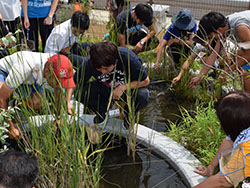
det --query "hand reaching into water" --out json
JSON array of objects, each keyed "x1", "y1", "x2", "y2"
[{"x1": 194, "y1": 165, "x2": 215, "y2": 177}]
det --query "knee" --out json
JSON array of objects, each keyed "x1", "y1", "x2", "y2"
[{"x1": 136, "y1": 88, "x2": 150, "y2": 107}]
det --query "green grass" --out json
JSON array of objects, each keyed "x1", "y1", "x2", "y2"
[{"x1": 165, "y1": 100, "x2": 225, "y2": 166}]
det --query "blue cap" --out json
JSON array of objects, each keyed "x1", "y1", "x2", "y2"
[{"x1": 171, "y1": 8, "x2": 196, "y2": 30}]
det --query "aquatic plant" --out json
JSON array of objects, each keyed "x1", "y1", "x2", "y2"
[{"x1": 166, "y1": 100, "x2": 225, "y2": 166}]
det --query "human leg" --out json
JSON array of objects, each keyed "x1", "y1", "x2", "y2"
[
  {"x1": 123, "y1": 87, "x2": 149, "y2": 128},
  {"x1": 77, "y1": 80, "x2": 111, "y2": 120},
  {"x1": 4, "y1": 18, "x2": 20, "y2": 34},
  {"x1": 21, "y1": 17, "x2": 39, "y2": 52},
  {"x1": 39, "y1": 17, "x2": 54, "y2": 52}
]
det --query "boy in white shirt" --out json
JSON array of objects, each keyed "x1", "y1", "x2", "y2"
[
  {"x1": 45, "y1": 11, "x2": 93, "y2": 68},
  {"x1": 0, "y1": 51, "x2": 75, "y2": 138}
]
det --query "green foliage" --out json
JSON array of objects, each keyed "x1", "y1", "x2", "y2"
[
  {"x1": 0, "y1": 107, "x2": 16, "y2": 145},
  {"x1": 16, "y1": 92, "x2": 105, "y2": 188},
  {"x1": 166, "y1": 100, "x2": 225, "y2": 166}
]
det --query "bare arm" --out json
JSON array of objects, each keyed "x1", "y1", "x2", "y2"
[
  {"x1": 133, "y1": 24, "x2": 157, "y2": 54},
  {"x1": 43, "y1": 0, "x2": 58, "y2": 25},
  {"x1": 0, "y1": 82, "x2": 20, "y2": 139},
  {"x1": 193, "y1": 172, "x2": 232, "y2": 188},
  {"x1": 230, "y1": 25, "x2": 250, "y2": 70},
  {"x1": 172, "y1": 53, "x2": 197, "y2": 84},
  {"x1": 194, "y1": 138, "x2": 233, "y2": 177},
  {"x1": 66, "y1": 88, "x2": 74, "y2": 114},
  {"x1": 141, "y1": 24, "x2": 157, "y2": 44},
  {"x1": 22, "y1": 0, "x2": 30, "y2": 29},
  {"x1": 189, "y1": 40, "x2": 221, "y2": 88},
  {"x1": 119, "y1": 33, "x2": 126, "y2": 47},
  {"x1": 154, "y1": 39, "x2": 168, "y2": 70},
  {"x1": 113, "y1": 76, "x2": 150, "y2": 100}
]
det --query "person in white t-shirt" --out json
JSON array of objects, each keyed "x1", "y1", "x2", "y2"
[
  {"x1": 0, "y1": 0, "x2": 21, "y2": 33},
  {"x1": 45, "y1": 11, "x2": 93, "y2": 68},
  {"x1": 0, "y1": 51, "x2": 75, "y2": 139}
]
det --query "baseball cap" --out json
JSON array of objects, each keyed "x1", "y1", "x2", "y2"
[
  {"x1": 171, "y1": 8, "x2": 196, "y2": 30},
  {"x1": 46, "y1": 54, "x2": 75, "y2": 89}
]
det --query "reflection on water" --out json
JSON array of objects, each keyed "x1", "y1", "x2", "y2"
[
  {"x1": 100, "y1": 84, "x2": 193, "y2": 188},
  {"x1": 139, "y1": 83, "x2": 194, "y2": 132},
  {"x1": 100, "y1": 143, "x2": 188, "y2": 188}
]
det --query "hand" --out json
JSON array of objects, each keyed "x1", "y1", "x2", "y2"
[
  {"x1": 113, "y1": 85, "x2": 126, "y2": 100},
  {"x1": 194, "y1": 165, "x2": 215, "y2": 177},
  {"x1": 8, "y1": 121, "x2": 21, "y2": 140},
  {"x1": 154, "y1": 62, "x2": 160, "y2": 70},
  {"x1": 43, "y1": 16, "x2": 53, "y2": 25},
  {"x1": 105, "y1": 4, "x2": 109, "y2": 10},
  {"x1": 67, "y1": 102, "x2": 74, "y2": 115},
  {"x1": 189, "y1": 75, "x2": 202, "y2": 88},
  {"x1": 133, "y1": 42, "x2": 144, "y2": 54},
  {"x1": 7, "y1": 40, "x2": 15, "y2": 48},
  {"x1": 24, "y1": 17, "x2": 30, "y2": 29},
  {"x1": 218, "y1": 73, "x2": 227, "y2": 84},
  {"x1": 172, "y1": 75, "x2": 181, "y2": 85}
]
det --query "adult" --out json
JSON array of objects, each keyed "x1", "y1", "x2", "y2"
[
  {"x1": 0, "y1": 51, "x2": 75, "y2": 138},
  {"x1": 45, "y1": 11, "x2": 92, "y2": 68},
  {"x1": 74, "y1": 41, "x2": 150, "y2": 127},
  {"x1": 154, "y1": 8, "x2": 197, "y2": 70},
  {"x1": 0, "y1": 150, "x2": 39, "y2": 188},
  {"x1": 0, "y1": 0, "x2": 21, "y2": 33},
  {"x1": 113, "y1": 3, "x2": 159, "y2": 55},
  {"x1": 193, "y1": 91, "x2": 250, "y2": 188},
  {"x1": 21, "y1": 0, "x2": 59, "y2": 52},
  {"x1": 189, "y1": 11, "x2": 250, "y2": 93}
]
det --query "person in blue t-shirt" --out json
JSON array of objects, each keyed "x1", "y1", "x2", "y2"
[
  {"x1": 73, "y1": 41, "x2": 150, "y2": 127},
  {"x1": 113, "y1": 3, "x2": 159, "y2": 55},
  {"x1": 154, "y1": 8, "x2": 197, "y2": 70},
  {"x1": 21, "y1": 0, "x2": 58, "y2": 52}
]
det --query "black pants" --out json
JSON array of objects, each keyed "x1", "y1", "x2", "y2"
[
  {"x1": 0, "y1": 48, "x2": 8, "y2": 59},
  {"x1": 66, "y1": 42, "x2": 94, "y2": 68},
  {"x1": 76, "y1": 80, "x2": 150, "y2": 118},
  {"x1": 21, "y1": 17, "x2": 54, "y2": 52},
  {"x1": 4, "y1": 17, "x2": 21, "y2": 34}
]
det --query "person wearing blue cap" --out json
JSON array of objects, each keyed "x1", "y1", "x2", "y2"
[{"x1": 154, "y1": 8, "x2": 197, "y2": 70}]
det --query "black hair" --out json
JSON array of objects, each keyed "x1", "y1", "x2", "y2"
[
  {"x1": 0, "y1": 150, "x2": 39, "y2": 188},
  {"x1": 199, "y1": 12, "x2": 228, "y2": 36},
  {"x1": 89, "y1": 41, "x2": 119, "y2": 69},
  {"x1": 134, "y1": 3, "x2": 153, "y2": 24},
  {"x1": 215, "y1": 91, "x2": 250, "y2": 141},
  {"x1": 71, "y1": 11, "x2": 90, "y2": 30}
]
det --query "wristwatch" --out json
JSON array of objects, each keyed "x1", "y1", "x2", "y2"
[{"x1": 140, "y1": 40, "x2": 145, "y2": 45}]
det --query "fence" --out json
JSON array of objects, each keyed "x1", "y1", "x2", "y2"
[{"x1": 94, "y1": 0, "x2": 250, "y2": 19}]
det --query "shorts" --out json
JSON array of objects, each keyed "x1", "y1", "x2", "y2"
[
  {"x1": 0, "y1": 70, "x2": 44, "y2": 98},
  {"x1": 241, "y1": 64, "x2": 250, "y2": 72}
]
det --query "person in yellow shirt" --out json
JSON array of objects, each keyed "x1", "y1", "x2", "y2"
[{"x1": 193, "y1": 91, "x2": 250, "y2": 188}]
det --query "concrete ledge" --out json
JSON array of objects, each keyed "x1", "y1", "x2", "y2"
[{"x1": 22, "y1": 111, "x2": 206, "y2": 187}]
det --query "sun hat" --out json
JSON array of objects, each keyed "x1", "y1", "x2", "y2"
[
  {"x1": 171, "y1": 8, "x2": 196, "y2": 30},
  {"x1": 46, "y1": 54, "x2": 75, "y2": 89}
]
